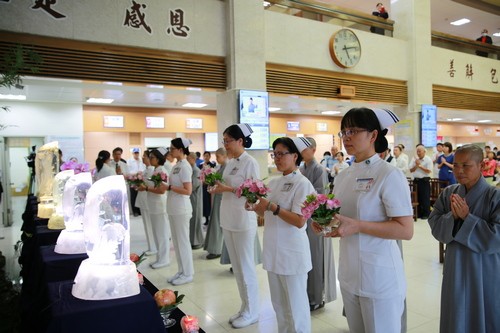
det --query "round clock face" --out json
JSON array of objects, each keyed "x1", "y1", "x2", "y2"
[{"x1": 329, "y1": 29, "x2": 361, "y2": 68}]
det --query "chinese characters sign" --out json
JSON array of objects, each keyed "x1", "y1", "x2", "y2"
[{"x1": 447, "y1": 59, "x2": 497, "y2": 84}]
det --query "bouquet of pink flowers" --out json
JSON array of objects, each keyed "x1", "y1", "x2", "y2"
[
  {"x1": 125, "y1": 171, "x2": 145, "y2": 188},
  {"x1": 149, "y1": 171, "x2": 168, "y2": 188},
  {"x1": 60, "y1": 160, "x2": 90, "y2": 174},
  {"x1": 235, "y1": 178, "x2": 270, "y2": 204},
  {"x1": 301, "y1": 193, "x2": 341, "y2": 231},
  {"x1": 199, "y1": 167, "x2": 223, "y2": 186}
]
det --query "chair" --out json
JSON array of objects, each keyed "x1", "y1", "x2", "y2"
[
  {"x1": 429, "y1": 178, "x2": 449, "y2": 263},
  {"x1": 407, "y1": 178, "x2": 418, "y2": 222}
]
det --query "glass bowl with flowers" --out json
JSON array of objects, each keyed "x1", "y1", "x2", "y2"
[
  {"x1": 154, "y1": 288, "x2": 185, "y2": 328},
  {"x1": 301, "y1": 193, "x2": 341, "y2": 235}
]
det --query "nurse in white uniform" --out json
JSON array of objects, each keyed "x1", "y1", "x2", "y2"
[
  {"x1": 248, "y1": 137, "x2": 315, "y2": 333},
  {"x1": 211, "y1": 123, "x2": 260, "y2": 329},
  {"x1": 313, "y1": 108, "x2": 414, "y2": 333},
  {"x1": 137, "y1": 148, "x2": 170, "y2": 268},
  {"x1": 166, "y1": 138, "x2": 194, "y2": 286}
]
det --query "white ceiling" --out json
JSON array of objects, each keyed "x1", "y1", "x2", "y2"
[{"x1": 1, "y1": 0, "x2": 499, "y2": 125}]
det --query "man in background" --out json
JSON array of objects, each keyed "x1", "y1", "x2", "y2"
[
  {"x1": 475, "y1": 29, "x2": 492, "y2": 57},
  {"x1": 409, "y1": 144, "x2": 433, "y2": 219},
  {"x1": 127, "y1": 148, "x2": 145, "y2": 216}
]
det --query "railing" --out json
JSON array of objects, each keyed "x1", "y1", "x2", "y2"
[
  {"x1": 266, "y1": 0, "x2": 394, "y2": 36},
  {"x1": 265, "y1": 0, "x2": 500, "y2": 59},
  {"x1": 432, "y1": 31, "x2": 500, "y2": 60}
]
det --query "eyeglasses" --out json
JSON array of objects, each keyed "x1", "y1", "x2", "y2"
[
  {"x1": 222, "y1": 139, "x2": 236, "y2": 145},
  {"x1": 271, "y1": 151, "x2": 291, "y2": 159},
  {"x1": 338, "y1": 128, "x2": 369, "y2": 138}
]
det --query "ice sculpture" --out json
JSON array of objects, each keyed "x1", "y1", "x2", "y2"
[
  {"x1": 72, "y1": 175, "x2": 140, "y2": 300},
  {"x1": 35, "y1": 141, "x2": 59, "y2": 218},
  {"x1": 48, "y1": 170, "x2": 74, "y2": 229},
  {"x1": 54, "y1": 172, "x2": 92, "y2": 254}
]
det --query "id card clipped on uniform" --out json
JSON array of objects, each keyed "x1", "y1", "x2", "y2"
[{"x1": 355, "y1": 178, "x2": 374, "y2": 192}]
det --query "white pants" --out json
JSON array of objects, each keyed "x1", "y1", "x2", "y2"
[
  {"x1": 268, "y1": 272, "x2": 311, "y2": 333},
  {"x1": 149, "y1": 212, "x2": 170, "y2": 265},
  {"x1": 341, "y1": 288, "x2": 404, "y2": 333},
  {"x1": 141, "y1": 208, "x2": 157, "y2": 253},
  {"x1": 169, "y1": 214, "x2": 194, "y2": 277},
  {"x1": 222, "y1": 227, "x2": 259, "y2": 320}
]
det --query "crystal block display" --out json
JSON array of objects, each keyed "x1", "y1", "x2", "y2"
[
  {"x1": 48, "y1": 170, "x2": 74, "y2": 229},
  {"x1": 36, "y1": 141, "x2": 59, "y2": 218},
  {"x1": 54, "y1": 172, "x2": 92, "y2": 254},
  {"x1": 72, "y1": 175, "x2": 139, "y2": 300}
]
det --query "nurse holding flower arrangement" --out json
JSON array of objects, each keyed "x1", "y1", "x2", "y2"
[
  {"x1": 246, "y1": 137, "x2": 315, "y2": 333},
  {"x1": 312, "y1": 108, "x2": 413, "y2": 333}
]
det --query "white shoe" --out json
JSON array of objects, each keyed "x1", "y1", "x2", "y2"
[
  {"x1": 231, "y1": 315, "x2": 258, "y2": 329},
  {"x1": 145, "y1": 250, "x2": 157, "y2": 256},
  {"x1": 228, "y1": 312, "x2": 241, "y2": 324},
  {"x1": 150, "y1": 262, "x2": 169, "y2": 269},
  {"x1": 171, "y1": 274, "x2": 193, "y2": 286},
  {"x1": 167, "y1": 272, "x2": 182, "y2": 283}
]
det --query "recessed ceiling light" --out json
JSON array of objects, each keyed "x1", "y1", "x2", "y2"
[
  {"x1": 450, "y1": 18, "x2": 470, "y2": 26},
  {"x1": 147, "y1": 84, "x2": 164, "y2": 89},
  {"x1": 269, "y1": 107, "x2": 281, "y2": 112},
  {"x1": 182, "y1": 103, "x2": 207, "y2": 108},
  {"x1": 86, "y1": 98, "x2": 114, "y2": 104},
  {"x1": 186, "y1": 87, "x2": 202, "y2": 91},
  {"x1": 321, "y1": 111, "x2": 341, "y2": 115},
  {"x1": 103, "y1": 81, "x2": 122, "y2": 86},
  {"x1": 477, "y1": 119, "x2": 491, "y2": 123},
  {"x1": 0, "y1": 94, "x2": 26, "y2": 100},
  {"x1": 446, "y1": 118, "x2": 463, "y2": 121}
]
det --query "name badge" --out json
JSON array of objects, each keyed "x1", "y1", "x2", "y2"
[
  {"x1": 230, "y1": 167, "x2": 239, "y2": 175},
  {"x1": 172, "y1": 167, "x2": 180, "y2": 175},
  {"x1": 355, "y1": 178, "x2": 374, "y2": 192},
  {"x1": 281, "y1": 182, "x2": 293, "y2": 192}
]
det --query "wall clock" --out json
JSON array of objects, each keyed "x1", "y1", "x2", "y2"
[{"x1": 329, "y1": 29, "x2": 361, "y2": 68}]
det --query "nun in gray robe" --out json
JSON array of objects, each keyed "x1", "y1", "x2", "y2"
[
  {"x1": 428, "y1": 176, "x2": 500, "y2": 333},
  {"x1": 204, "y1": 164, "x2": 226, "y2": 257},
  {"x1": 299, "y1": 155, "x2": 337, "y2": 309},
  {"x1": 189, "y1": 159, "x2": 204, "y2": 248}
]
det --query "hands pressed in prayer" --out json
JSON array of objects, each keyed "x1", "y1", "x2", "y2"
[{"x1": 450, "y1": 193, "x2": 469, "y2": 220}]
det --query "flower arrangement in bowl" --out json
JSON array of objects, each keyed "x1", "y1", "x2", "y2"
[
  {"x1": 125, "y1": 171, "x2": 145, "y2": 189},
  {"x1": 301, "y1": 193, "x2": 341, "y2": 234},
  {"x1": 199, "y1": 167, "x2": 223, "y2": 187},
  {"x1": 130, "y1": 252, "x2": 146, "y2": 267},
  {"x1": 154, "y1": 289, "x2": 185, "y2": 328},
  {"x1": 235, "y1": 178, "x2": 270, "y2": 204},
  {"x1": 149, "y1": 171, "x2": 168, "y2": 188}
]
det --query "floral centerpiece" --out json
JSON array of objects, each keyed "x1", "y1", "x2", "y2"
[
  {"x1": 60, "y1": 160, "x2": 90, "y2": 174},
  {"x1": 199, "y1": 167, "x2": 223, "y2": 186},
  {"x1": 130, "y1": 252, "x2": 146, "y2": 267},
  {"x1": 154, "y1": 289, "x2": 185, "y2": 328},
  {"x1": 301, "y1": 193, "x2": 341, "y2": 234},
  {"x1": 149, "y1": 171, "x2": 168, "y2": 188},
  {"x1": 125, "y1": 171, "x2": 145, "y2": 189},
  {"x1": 235, "y1": 178, "x2": 270, "y2": 204}
]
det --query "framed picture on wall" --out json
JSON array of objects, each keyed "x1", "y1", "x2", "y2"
[
  {"x1": 316, "y1": 122, "x2": 328, "y2": 132},
  {"x1": 287, "y1": 121, "x2": 300, "y2": 131},
  {"x1": 146, "y1": 116, "x2": 165, "y2": 129},
  {"x1": 103, "y1": 115, "x2": 124, "y2": 128},
  {"x1": 186, "y1": 118, "x2": 203, "y2": 129}
]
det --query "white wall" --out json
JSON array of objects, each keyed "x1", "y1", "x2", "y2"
[{"x1": 0, "y1": 101, "x2": 83, "y2": 137}]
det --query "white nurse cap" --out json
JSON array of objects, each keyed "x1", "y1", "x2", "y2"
[
  {"x1": 237, "y1": 123, "x2": 253, "y2": 137},
  {"x1": 291, "y1": 137, "x2": 312, "y2": 153},
  {"x1": 373, "y1": 108, "x2": 399, "y2": 130}
]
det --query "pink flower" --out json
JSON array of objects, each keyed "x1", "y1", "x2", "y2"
[
  {"x1": 301, "y1": 192, "x2": 341, "y2": 222},
  {"x1": 236, "y1": 178, "x2": 270, "y2": 204}
]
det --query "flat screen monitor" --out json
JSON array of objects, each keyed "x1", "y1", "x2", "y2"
[
  {"x1": 238, "y1": 90, "x2": 270, "y2": 150},
  {"x1": 421, "y1": 104, "x2": 437, "y2": 147},
  {"x1": 145, "y1": 116, "x2": 164, "y2": 129},
  {"x1": 205, "y1": 132, "x2": 218, "y2": 152}
]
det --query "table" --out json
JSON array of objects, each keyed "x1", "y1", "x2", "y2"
[
  {"x1": 43, "y1": 280, "x2": 165, "y2": 333},
  {"x1": 36, "y1": 225, "x2": 62, "y2": 247},
  {"x1": 39, "y1": 245, "x2": 88, "y2": 283}
]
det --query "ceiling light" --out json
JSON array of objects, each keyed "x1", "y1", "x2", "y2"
[
  {"x1": 186, "y1": 87, "x2": 202, "y2": 91},
  {"x1": 269, "y1": 107, "x2": 281, "y2": 112},
  {"x1": 446, "y1": 118, "x2": 463, "y2": 121},
  {"x1": 450, "y1": 18, "x2": 470, "y2": 26},
  {"x1": 103, "y1": 81, "x2": 122, "y2": 86},
  {"x1": 86, "y1": 98, "x2": 114, "y2": 104},
  {"x1": 321, "y1": 111, "x2": 341, "y2": 115},
  {"x1": 493, "y1": 32, "x2": 500, "y2": 37},
  {"x1": 0, "y1": 94, "x2": 26, "y2": 100},
  {"x1": 477, "y1": 119, "x2": 491, "y2": 123},
  {"x1": 147, "y1": 84, "x2": 164, "y2": 89},
  {"x1": 182, "y1": 103, "x2": 207, "y2": 108}
]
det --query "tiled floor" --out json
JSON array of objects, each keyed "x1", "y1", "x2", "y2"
[{"x1": 1, "y1": 196, "x2": 442, "y2": 332}]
